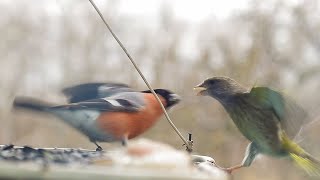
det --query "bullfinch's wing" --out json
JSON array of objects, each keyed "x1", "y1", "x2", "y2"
[
  {"x1": 62, "y1": 83, "x2": 134, "y2": 103},
  {"x1": 51, "y1": 98, "x2": 141, "y2": 112},
  {"x1": 248, "y1": 86, "x2": 308, "y2": 139},
  {"x1": 55, "y1": 90, "x2": 146, "y2": 112}
]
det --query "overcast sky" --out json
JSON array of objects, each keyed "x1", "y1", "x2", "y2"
[
  {"x1": 42, "y1": 0, "x2": 251, "y2": 22},
  {"x1": 115, "y1": 0, "x2": 249, "y2": 22}
]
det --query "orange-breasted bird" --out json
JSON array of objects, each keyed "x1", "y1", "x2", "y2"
[
  {"x1": 194, "y1": 76, "x2": 320, "y2": 176},
  {"x1": 13, "y1": 83, "x2": 180, "y2": 151}
]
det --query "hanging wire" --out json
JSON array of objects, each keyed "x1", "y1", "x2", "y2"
[{"x1": 88, "y1": 0, "x2": 193, "y2": 152}]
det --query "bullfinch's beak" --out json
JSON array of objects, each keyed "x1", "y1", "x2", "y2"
[{"x1": 170, "y1": 94, "x2": 181, "y2": 103}]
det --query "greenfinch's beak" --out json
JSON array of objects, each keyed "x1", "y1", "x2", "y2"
[{"x1": 193, "y1": 84, "x2": 207, "y2": 96}]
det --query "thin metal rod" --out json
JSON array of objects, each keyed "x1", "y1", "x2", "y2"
[{"x1": 88, "y1": 0, "x2": 191, "y2": 151}]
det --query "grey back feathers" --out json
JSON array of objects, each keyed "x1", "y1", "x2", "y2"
[
  {"x1": 62, "y1": 83, "x2": 134, "y2": 103},
  {"x1": 52, "y1": 97, "x2": 143, "y2": 112},
  {"x1": 62, "y1": 83, "x2": 145, "y2": 111}
]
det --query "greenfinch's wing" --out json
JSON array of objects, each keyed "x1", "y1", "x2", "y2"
[{"x1": 248, "y1": 87, "x2": 308, "y2": 139}]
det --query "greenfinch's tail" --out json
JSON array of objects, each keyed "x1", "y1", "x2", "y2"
[
  {"x1": 290, "y1": 153, "x2": 320, "y2": 176},
  {"x1": 280, "y1": 130, "x2": 320, "y2": 176}
]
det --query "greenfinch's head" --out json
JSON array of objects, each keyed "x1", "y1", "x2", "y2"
[{"x1": 194, "y1": 77, "x2": 247, "y2": 99}]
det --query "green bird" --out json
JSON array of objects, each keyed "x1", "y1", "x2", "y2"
[{"x1": 194, "y1": 76, "x2": 320, "y2": 176}]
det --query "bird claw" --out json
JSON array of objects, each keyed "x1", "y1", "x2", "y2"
[
  {"x1": 219, "y1": 165, "x2": 243, "y2": 174},
  {"x1": 222, "y1": 168, "x2": 233, "y2": 174}
]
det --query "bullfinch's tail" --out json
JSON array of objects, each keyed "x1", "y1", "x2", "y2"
[{"x1": 13, "y1": 97, "x2": 54, "y2": 112}]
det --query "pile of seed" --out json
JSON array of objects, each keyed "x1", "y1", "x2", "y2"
[{"x1": 0, "y1": 145, "x2": 103, "y2": 165}]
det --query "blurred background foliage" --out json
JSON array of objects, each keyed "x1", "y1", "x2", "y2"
[{"x1": 1, "y1": 0, "x2": 320, "y2": 179}]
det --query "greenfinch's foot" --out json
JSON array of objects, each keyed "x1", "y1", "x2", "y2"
[{"x1": 221, "y1": 164, "x2": 243, "y2": 174}]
